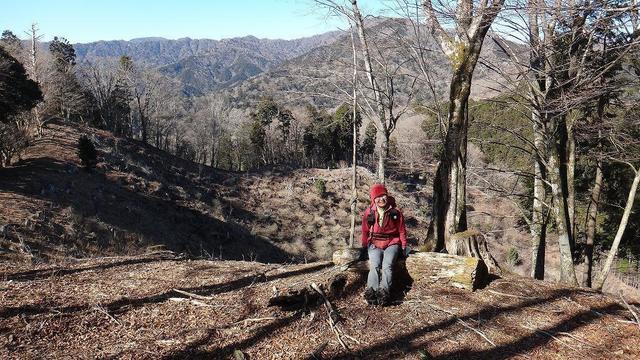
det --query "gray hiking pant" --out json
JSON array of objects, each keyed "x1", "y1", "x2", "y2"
[{"x1": 367, "y1": 243, "x2": 400, "y2": 292}]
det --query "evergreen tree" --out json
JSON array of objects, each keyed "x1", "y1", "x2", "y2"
[
  {"x1": 49, "y1": 37, "x2": 76, "y2": 73},
  {"x1": 0, "y1": 30, "x2": 23, "y2": 58},
  {"x1": 77, "y1": 135, "x2": 97, "y2": 170},
  {"x1": 249, "y1": 117, "x2": 266, "y2": 164},
  {"x1": 303, "y1": 107, "x2": 334, "y2": 166},
  {"x1": 47, "y1": 36, "x2": 87, "y2": 120},
  {"x1": 0, "y1": 46, "x2": 42, "y2": 122},
  {"x1": 333, "y1": 103, "x2": 362, "y2": 164},
  {"x1": 360, "y1": 122, "x2": 376, "y2": 163},
  {"x1": 1, "y1": 30, "x2": 20, "y2": 45}
]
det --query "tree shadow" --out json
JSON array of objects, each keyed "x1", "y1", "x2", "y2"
[
  {"x1": 429, "y1": 302, "x2": 624, "y2": 360},
  {"x1": 0, "y1": 155, "x2": 291, "y2": 263},
  {"x1": 162, "y1": 269, "x2": 348, "y2": 359},
  {"x1": 162, "y1": 312, "x2": 304, "y2": 360},
  {"x1": 328, "y1": 288, "x2": 604, "y2": 359},
  {"x1": 1, "y1": 255, "x2": 180, "y2": 282},
  {"x1": 0, "y1": 262, "x2": 333, "y2": 319}
]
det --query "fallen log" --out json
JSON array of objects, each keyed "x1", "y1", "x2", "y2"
[
  {"x1": 273, "y1": 250, "x2": 488, "y2": 310},
  {"x1": 332, "y1": 249, "x2": 488, "y2": 291},
  {"x1": 405, "y1": 252, "x2": 489, "y2": 291}
]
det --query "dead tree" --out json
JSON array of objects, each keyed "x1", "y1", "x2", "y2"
[{"x1": 25, "y1": 23, "x2": 43, "y2": 137}]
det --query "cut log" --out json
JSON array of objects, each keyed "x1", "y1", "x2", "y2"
[
  {"x1": 329, "y1": 250, "x2": 488, "y2": 291},
  {"x1": 446, "y1": 230, "x2": 500, "y2": 274},
  {"x1": 405, "y1": 252, "x2": 489, "y2": 291},
  {"x1": 332, "y1": 248, "x2": 363, "y2": 266}
]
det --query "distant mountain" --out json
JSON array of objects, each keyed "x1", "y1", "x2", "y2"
[
  {"x1": 73, "y1": 18, "x2": 517, "y2": 101},
  {"x1": 223, "y1": 18, "x2": 518, "y2": 109},
  {"x1": 74, "y1": 32, "x2": 342, "y2": 95}
]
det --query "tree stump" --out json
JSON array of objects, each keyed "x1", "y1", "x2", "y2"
[
  {"x1": 446, "y1": 230, "x2": 500, "y2": 274},
  {"x1": 405, "y1": 252, "x2": 489, "y2": 291}
]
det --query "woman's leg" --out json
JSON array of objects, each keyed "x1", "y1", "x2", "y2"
[
  {"x1": 380, "y1": 244, "x2": 400, "y2": 293},
  {"x1": 367, "y1": 244, "x2": 383, "y2": 291}
]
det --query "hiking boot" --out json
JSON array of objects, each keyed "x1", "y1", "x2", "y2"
[
  {"x1": 364, "y1": 287, "x2": 378, "y2": 305},
  {"x1": 377, "y1": 289, "x2": 390, "y2": 306}
]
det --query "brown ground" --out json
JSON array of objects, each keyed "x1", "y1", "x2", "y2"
[{"x1": 1, "y1": 253, "x2": 638, "y2": 359}]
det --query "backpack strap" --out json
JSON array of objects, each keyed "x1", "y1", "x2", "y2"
[
  {"x1": 388, "y1": 208, "x2": 399, "y2": 221},
  {"x1": 367, "y1": 207, "x2": 376, "y2": 227}
]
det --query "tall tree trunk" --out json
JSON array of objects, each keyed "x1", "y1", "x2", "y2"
[
  {"x1": 594, "y1": 169, "x2": 640, "y2": 291},
  {"x1": 351, "y1": 0, "x2": 388, "y2": 183},
  {"x1": 433, "y1": 49, "x2": 482, "y2": 250},
  {"x1": 212, "y1": 138, "x2": 219, "y2": 168},
  {"x1": 29, "y1": 23, "x2": 42, "y2": 137},
  {"x1": 349, "y1": 22, "x2": 358, "y2": 249},
  {"x1": 548, "y1": 123, "x2": 579, "y2": 285},
  {"x1": 562, "y1": 113, "x2": 577, "y2": 253},
  {"x1": 583, "y1": 161, "x2": 603, "y2": 287},
  {"x1": 567, "y1": 117, "x2": 576, "y2": 244},
  {"x1": 422, "y1": 0, "x2": 504, "y2": 250},
  {"x1": 531, "y1": 110, "x2": 547, "y2": 279},
  {"x1": 140, "y1": 112, "x2": 147, "y2": 143},
  {"x1": 376, "y1": 129, "x2": 389, "y2": 183}
]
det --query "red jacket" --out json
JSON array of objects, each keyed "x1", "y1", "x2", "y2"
[{"x1": 361, "y1": 196, "x2": 407, "y2": 250}]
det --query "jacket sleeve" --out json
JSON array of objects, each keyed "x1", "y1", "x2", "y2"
[
  {"x1": 361, "y1": 208, "x2": 370, "y2": 248},
  {"x1": 398, "y1": 210, "x2": 407, "y2": 249}
]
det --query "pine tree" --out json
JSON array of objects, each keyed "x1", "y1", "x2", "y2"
[
  {"x1": 0, "y1": 46, "x2": 42, "y2": 122},
  {"x1": 77, "y1": 135, "x2": 97, "y2": 170},
  {"x1": 0, "y1": 30, "x2": 23, "y2": 58},
  {"x1": 47, "y1": 36, "x2": 87, "y2": 120},
  {"x1": 49, "y1": 37, "x2": 76, "y2": 73}
]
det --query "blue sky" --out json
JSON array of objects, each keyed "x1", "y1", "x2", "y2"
[{"x1": 1, "y1": 0, "x2": 388, "y2": 43}]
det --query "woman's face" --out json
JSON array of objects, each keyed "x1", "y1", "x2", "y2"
[{"x1": 375, "y1": 194, "x2": 387, "y2": 207}]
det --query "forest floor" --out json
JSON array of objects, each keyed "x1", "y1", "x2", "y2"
[{"x1": 1, "y1": 252, "x2": 639, "y2": 359}]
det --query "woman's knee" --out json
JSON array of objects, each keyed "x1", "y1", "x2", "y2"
[{"x1": 381, "y1": 262, "x2": 394, "y2": 272}]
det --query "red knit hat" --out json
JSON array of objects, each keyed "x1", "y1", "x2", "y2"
[{"x1": 369, "y1": 183, "x2": 388, "y2": 201}]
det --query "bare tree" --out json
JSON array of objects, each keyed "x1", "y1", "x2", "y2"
[
  {"x1": 313, "y1": 0, "x2": 414, "y2": 183},
  {"x1": 349, "y1": 21, "x2": 359, "y2": 248},
  {"x1": 119, "y1": 58, "x2": 169, "y2": 143},
  {"x1": 421, "y1": 0, "x2": 505, "y2": 250},
  {"x1": 594, "y1": 145, "x2": 640, "y2": 290},
  {"x1": 482, "y1": 0, "x2": 639, "y2": 285},
  {"x1": 189, "y1": 94, "x2": 232, "y2": 167}
]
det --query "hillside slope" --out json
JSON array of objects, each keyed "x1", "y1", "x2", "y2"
[
  {"x1": 1, "y1": 253, "x2": 639, "y2": 359},
  {"x1": 0, "y1": 120, "x2": 432, "y2": 264},
  {"x1": 2, "y1": 119, "x2": 639, "y2": 302}
]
